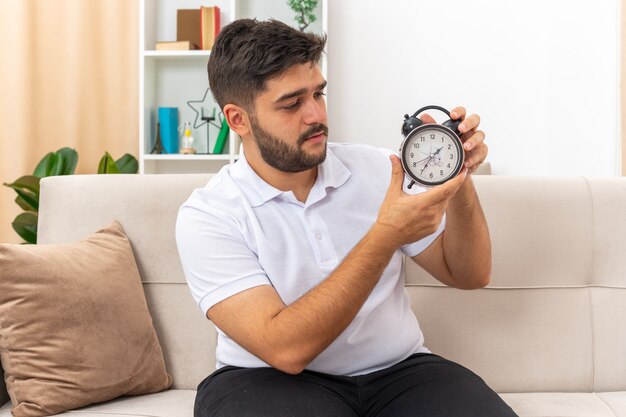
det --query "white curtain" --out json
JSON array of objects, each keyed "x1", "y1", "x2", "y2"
[{"x1": 0, "y1": 0, "x2": 138, "y2": 243}]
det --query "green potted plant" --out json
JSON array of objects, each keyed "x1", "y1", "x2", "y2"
[
  {"x1": 287, "y1": 0, "x2": 318, "y2": 32},
  {"x1": 3, "y1": 147, "x2": 138, "y2": 244}
]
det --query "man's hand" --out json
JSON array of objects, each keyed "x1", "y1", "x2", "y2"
[
  {"x1": 410, "y1": 106, "x2": 492, "y2": 290},
  {"x1": 375, "y1": 154, "x2": 467, "y2": 249},
  {"x1": 420, "y1": 106, "x2": 488, "y2": 174}
]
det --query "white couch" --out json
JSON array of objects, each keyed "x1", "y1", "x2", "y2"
[{"x1": 1, "y1": 174, "x2": 625, "y2": 417}]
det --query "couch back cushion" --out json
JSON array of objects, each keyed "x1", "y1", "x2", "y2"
[
  {"x1": 37, "y1": 174, "x2": 216, "y2": 390},
  {"x1": 406, "y1": 176, "x2": 626, "y2": 393},
  {"x1": 31, "y1": 174, "x2": 626, "y2": 393}
]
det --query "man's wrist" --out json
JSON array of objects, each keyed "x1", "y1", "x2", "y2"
[
  {"x1": 450, "y1": 175, "x2": 477, "y2": 211},
  {"x1": 368, "y1": 222, "x2": 402, "y2": 256}
]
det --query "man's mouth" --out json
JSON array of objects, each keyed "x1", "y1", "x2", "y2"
[
  {"x1": 305, "y1": 131, "x2": 325, "y2": 140},
  {"x1": 298, "y1": 124, "x2": 329, "y2": 145}
]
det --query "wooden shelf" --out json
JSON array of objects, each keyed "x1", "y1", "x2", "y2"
[
  {"x1": 143, "y1": 50, "x2": 211, "y2": 60},
  {"x1": 143, "y1": 154, "x2": 236, "y2": 161}
]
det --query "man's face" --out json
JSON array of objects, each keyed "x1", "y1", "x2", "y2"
[{"x1": 249, "y1": 63, "x2": 328, "y2": 173}]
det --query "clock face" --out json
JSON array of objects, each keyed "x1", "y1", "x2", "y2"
[{"x1": 401, "y1": 125, "x2": 464, "y2": 187}]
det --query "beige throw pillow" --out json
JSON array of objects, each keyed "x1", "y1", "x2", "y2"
[{"x1": 0, "y1": 221, "x2": 173, "y2": 417}]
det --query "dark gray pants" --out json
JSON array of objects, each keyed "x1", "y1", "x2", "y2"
[{"x1": 195, "y1": 353, "x2": 519, "y2": 417}]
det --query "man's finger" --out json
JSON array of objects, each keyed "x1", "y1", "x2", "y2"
[
  {"x1": 423, "y1": 167, "x2": 468, "y2": 204},
  {"x1": 465, "y1": 143, "x2": 488, "y2": 171},
  {"x1": 449, "y1": 106, "x2": 466, "y2": 121},
  {"x1": 463, "y1": 130, "x2": 486, "y2": 152},
  {"x1": 420, "y1": 114, "x2": 436, "y2": 124},
  {"x1": 458, "y1": 114, "x2": 480, "y2": 134}
]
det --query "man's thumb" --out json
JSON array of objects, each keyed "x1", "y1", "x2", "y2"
[{"x1": 388, "y1": 155, "x2": 405, "y2": 191}]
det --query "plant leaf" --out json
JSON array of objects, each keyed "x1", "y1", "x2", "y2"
[
  {"x1": 12, "y1": 212, "x2": 38, "y2": 244},
  {"x1": 3, "y1": 175, "x2": 40, "y2": 211},
  {"x1": 33, "y1": 152, "x2": 54, "y2": 177},
  {"x1": 57, "y1": 147, "x2": 78, "y2": 175},
  {"x1": 13, "y1": 188, "x2": 39, "y2": 211},
  {"x1": 115, "y1": 153, "x2": 138, "y2": 173},
  {"x1": 3, "y1": 175, "x2": 40, "y2": 194},
  {"x1": 98, "y1": 152, "x2": 120, "y2": 174},
  {"x1": 47, "y1": 152, "x2": 64, "y2": 176},
  {"x1": 15, "y1": 195, "x2": 36, "y2": 211}
]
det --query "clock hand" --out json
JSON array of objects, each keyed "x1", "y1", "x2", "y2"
[
  {"x1": 420, "y1": 156, "x2": 432, "y2": 176},
  {"x1": 414, "y1": 155, "x2": 431, "y2": 164}
]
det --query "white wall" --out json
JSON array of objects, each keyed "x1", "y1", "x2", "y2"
[{"x1": 326, "y1": 0, "x2": 621, "y2": 176}]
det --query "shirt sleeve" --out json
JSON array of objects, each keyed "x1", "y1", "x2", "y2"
[
  {"x1": 400, "y1": 214, "x2": 446, "y2": 257},
  {"x1": 175, "y1": 204, "x2": 271, "y2": 317}
]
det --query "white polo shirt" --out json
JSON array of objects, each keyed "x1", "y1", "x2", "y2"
[{"x1": 175, "y1": 142, "x2": 445, "y2": 376}]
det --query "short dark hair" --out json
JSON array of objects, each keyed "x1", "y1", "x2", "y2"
[{"x1": 207, "y1": 19, "x2": 327, "y2": 112}]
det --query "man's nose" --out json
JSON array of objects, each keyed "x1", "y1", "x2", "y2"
[{"x1": 303, "y1": 98, "x2": 326, "y2": 125}]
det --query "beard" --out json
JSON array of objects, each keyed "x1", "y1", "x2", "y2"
[{"x1": 249, "y1": 115, "x2": 328, "y2": 173}]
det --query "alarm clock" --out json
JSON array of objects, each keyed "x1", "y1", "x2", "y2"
[{"x1": 400, "y1": 105, "x2": 465, "y2": 188}]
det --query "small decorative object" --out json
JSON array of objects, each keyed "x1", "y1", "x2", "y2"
[
  {"x1": 151, "y1": 122, "x2": 164, "y2": 154},
  {"x1": 180, "y1": 121, "x2": 196, "y2": 154},
  {"x1": 158, "y1": 107, "x2": 179, "y2": 154},
  {"x1": 187, "y1": 88, "x2": 212, "y2": 129},
  {"x1": 187, "y1": 88, "x2": 228, "y2": 154},
  {"x1": 399, "y1": 105, "x2": 465, "y2": 188},
  {"x1": 287, "y1": 0, "x2": 318, "y2": 31},
  {"x1": 198, "y1": 107, "x2": 216, "y2": 154}
]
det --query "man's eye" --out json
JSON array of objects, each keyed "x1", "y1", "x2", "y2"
[
  {"x1": 283, "y1": 101, "x2": 300, "y2": 110},
  {"x1": 315, "y1": 91, "x2": 326, "y2": 99}
]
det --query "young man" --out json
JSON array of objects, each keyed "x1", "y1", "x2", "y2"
[{"x1": 176, "y1": 18, "x2": 517, "y2": 417}]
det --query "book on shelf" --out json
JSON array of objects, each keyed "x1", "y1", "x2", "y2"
[
  {"x1": 155, "y1": 40, "x2": 199, "y2": 51},
  {"x1": 213, "y1": 121, "x2": 230, "y2": 154},
  {"x1": 201, "y1": 6, "x2": 221, "y2": 50},
  {"x1": 176, "y1": 9, "x2": 202, "y2": 50}
]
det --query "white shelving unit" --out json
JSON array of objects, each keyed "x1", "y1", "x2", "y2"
[{"x1": 139, "y1": 0, "x2": 327, "y2": 174}]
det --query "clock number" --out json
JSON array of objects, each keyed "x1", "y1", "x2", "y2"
[
  {"x1": 449, "y1": 154, "x2": 454, "y2": 160},
  {"x1": 441, "y1": 136, "x2": 444, "y2": 142},
  {"x1": 410, "y1": 152, "x2": 414, "y2": 158},
  {"x1": 430, "y1": 134, "x2": 435, "y2": 140},
  {"x1": 429, "y1": 173, "x2": 434, "y2": 179},
  {"x1": 420, "y1": 136, "x2": 425, "y2": 142},
  {"x1": 448, "y1": 144, "x2": 452, "y2": 150},
  {"x1": 447, "y1": 163, "x2": 451, "y2": 168},
  {"x1": 413, "y1": 162, "x2": 417, "y2": 168},
  {"x1": 440, "y1": 170, "x2": 444, "y2": 176},
  {"x1": 413, "y1": 143, "x2": 420, "y2": 149}
]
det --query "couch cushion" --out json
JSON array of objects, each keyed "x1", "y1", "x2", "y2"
[
  {"x1": 597, "y1": 392, "x2": 626, "y2": 417},
  {"x1": 4, "y1": 391, "x2": 623, "y2": 417},
  {"x1": 408, "y1": 286, "x2": 594, "y2": 393},
  {"x1": 0, "y1": 221, "x2": 173, "y2": 416},
  {"x1": 588, "y1": 179, "x2": 626, "y2": 392},
  {"x1": 0, "y1": 390, "x2": 195, "y2": 417},
  {"x1": 406, "y1": 176, "x2": 593, "y2": 288},
  {"x1": 499, "y1": 392, "x2": 624, "y2": 417}
]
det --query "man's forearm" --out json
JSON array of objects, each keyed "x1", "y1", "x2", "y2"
[
  {"x1": 268, "y1": 224, "x2": 397, "y2": 373},
  {"x1": 443, "y1": 177, "x2": 492, "y2": 288}
]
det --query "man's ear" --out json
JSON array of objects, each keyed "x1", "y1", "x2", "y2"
[{"x1": 223, "y1": 104, "x2": 251, "y2": 138}]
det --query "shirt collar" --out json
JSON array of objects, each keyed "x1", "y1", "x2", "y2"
[{"x1": 230, "y1": 144, "x2": 351, "y2": 207}]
